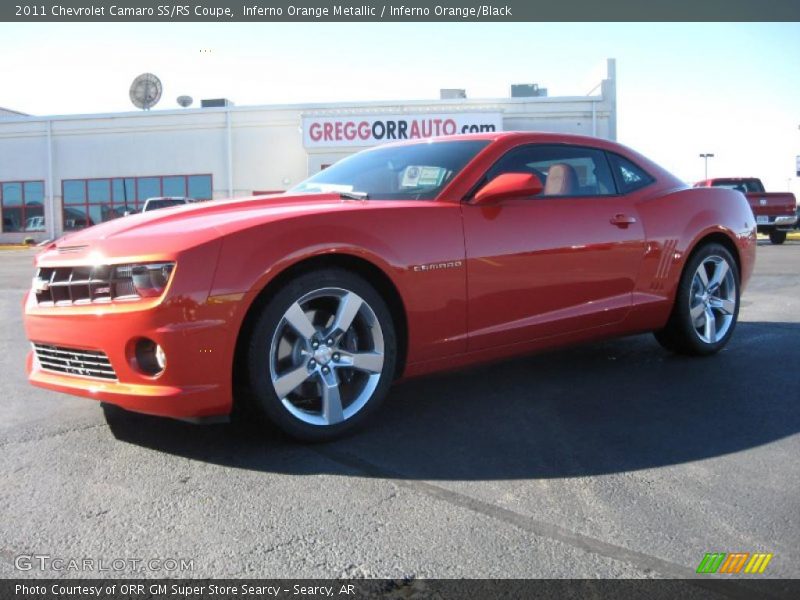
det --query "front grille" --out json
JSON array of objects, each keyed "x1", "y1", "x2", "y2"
[
  {"x1": 33, "y1": 343, "x2": 117, "y2": 380},
  {"x1": 33, "y1": 265, "x2": 137, "y2": 305}
]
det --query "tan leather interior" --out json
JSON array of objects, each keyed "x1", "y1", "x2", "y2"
[{"x1": 543, "y1": 163, "x2": 579, "y2": 196}]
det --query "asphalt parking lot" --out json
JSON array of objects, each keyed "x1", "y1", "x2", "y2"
[{"x1": 0, "y1": 241, "x2": 798, "y2": 581}]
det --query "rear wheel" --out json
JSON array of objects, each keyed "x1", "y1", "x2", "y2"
[
  {"x1": 654, "y1": 243, "x2": 740, "y2": 356},
  {"x1": 245, "y1": 269, "x2": 397, "y2": 441},
  {"x1": 769, "y1": 229, "x2": 787, "y2": 245}
]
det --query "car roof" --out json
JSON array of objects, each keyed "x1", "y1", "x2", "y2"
[{"x1": 374, "y1": 130, "x2": 627, "y2": 151}]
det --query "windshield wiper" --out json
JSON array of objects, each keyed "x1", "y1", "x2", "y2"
[{"x1": 338, "y1": 191, "x2": 369, "y2": 200}]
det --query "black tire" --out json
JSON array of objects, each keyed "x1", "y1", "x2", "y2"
[
  {"x1": 769, "y1": 229, "x2": 787, "y2": 245},
  {"x1": 654, "y1": 243, "x2": 740, "y2": 356},
  {"x1": 244, "y1": 268, "x2": 397, "y2": 442}
]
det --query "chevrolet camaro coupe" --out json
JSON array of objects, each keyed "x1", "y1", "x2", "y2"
[{"x1": 24, "y1": 133, "x2": 756, "y2": 440}]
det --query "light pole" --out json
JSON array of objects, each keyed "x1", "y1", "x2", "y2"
[{"x1": 699, "y1": 153, "x2": 715, "y2": 180}]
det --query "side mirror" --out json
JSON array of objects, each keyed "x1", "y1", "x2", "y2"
[{"x1": 473, "y1": 172, "x2": 544, "y2": 204}]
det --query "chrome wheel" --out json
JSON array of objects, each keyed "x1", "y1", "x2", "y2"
[
  {"x1": 268, "y1": 287, "x2": 385, "y2": 426},
  {"x1": 689, "y1": 255, "x2": 737, "y2": 344}
]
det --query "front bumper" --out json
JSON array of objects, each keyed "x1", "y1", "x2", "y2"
[
  {"x1": 24, "y1": 291, "x2": 235, "y2": 418},
  {"x1": 26, "y1": 355, "x2": 222, "y2": 418},
  {"x1": 23, "y1": 238, "x2": 242, "y2": 419}
]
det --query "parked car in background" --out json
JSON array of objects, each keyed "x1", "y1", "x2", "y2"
[
  {"x1": 25, "y1": 216, "x2": 45, "y2": 231},
  {"x1": 141, "y1": 196, "x2": 195, "y2": 212},
  {"x1": 694, "y1": 178, "x2": 797, "y2": 244},
  {"x1": 24, "y1": 132, "x2": 756, "y2": 441}
]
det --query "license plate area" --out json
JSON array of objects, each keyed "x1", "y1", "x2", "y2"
[{"x1": 756, "y1": 215, "x2": 769, "y2": 225}]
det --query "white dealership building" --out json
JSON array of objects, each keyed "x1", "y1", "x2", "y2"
[{"x1": 0, "y1": 60, "x2": 617, "y2": 243}]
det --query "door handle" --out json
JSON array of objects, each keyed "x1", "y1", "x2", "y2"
[{"x1": 610, "y1": 214, "x2": 637, "y2": 228}]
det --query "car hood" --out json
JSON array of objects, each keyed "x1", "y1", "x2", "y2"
[{"x1": 40, "y1": 193, "x2": 367, "y2": 263}]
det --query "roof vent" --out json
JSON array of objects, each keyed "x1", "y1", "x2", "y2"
[
  {"x1": 511, "y1": 84, "x2": 548, "y2": 98},
  {"x1": 200, "y1": 98, "x2": 234, "y2": 108},
  {"x1": 440, "y1": 89, "x2": 466, "y2": 100}
]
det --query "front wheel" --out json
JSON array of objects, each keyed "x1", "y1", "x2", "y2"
[
  {"x1": 245, "y1": 269, "x2": 397, "y2": 441},
  {"x1": 654, "y1": 243, "x2": 740, "y2": 356},
  {"x1": 769, "y1": 229, "x2": 787, "y2": 245}
]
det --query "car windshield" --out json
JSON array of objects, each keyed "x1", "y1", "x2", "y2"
[{"x1": 290, "y1": 140, "x2": 490, "y2": 200}]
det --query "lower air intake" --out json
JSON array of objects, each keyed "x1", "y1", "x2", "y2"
[{"x1": 33, "y1": 343, "x2": 117, "y2": 381}]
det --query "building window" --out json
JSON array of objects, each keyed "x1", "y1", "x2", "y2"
[
  {"x1": 1, "y1": 180, "x2": 45, "y2": 233},
  {"x1": 61, "y1": 174, "x2": 213, "y2": 231},
  {"x1": 163, "y1": 176, "x2": 186, "y2": 196},
  {"x1": 187, "y1": 174, "x2": 212, "y2": 199}
]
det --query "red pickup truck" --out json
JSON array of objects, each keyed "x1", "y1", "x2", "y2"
[{"x1": 694, "y1": 178, "x2": 797, "y2": 244}]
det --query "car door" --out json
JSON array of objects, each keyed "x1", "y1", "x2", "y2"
[{"x1": 461, "y1": 143, "x2": 646, "y2": 351}]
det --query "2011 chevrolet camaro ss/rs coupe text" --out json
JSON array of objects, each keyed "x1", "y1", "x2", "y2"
[{"x1": 24, "y1": 132, "x2": 756, "y2": 440}]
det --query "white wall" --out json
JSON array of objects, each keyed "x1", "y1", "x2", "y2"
[{"x1": 230, "y1": 108, "x2": 309, "y2": 193}]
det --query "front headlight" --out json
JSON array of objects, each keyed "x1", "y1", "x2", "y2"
[
  {"x1": 113, "y1": 262, "x2": 175, "y2": 299},
  {"x1": 130, "y1": 263, "x2": 175, "y2": 298}
]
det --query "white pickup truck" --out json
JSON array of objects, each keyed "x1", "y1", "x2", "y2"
[{"x1": 141, "y1": 196, "x2": 195, "y2": 212}]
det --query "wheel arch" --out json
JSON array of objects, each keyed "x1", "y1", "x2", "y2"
[
  {"x1": 653, "y1": 228, "x2": 743, "y2": 355},
  {"x1": 231, "y1": 252, "x2": 409, "y2": 403},
  {"x1": 685, "y1": 230, "x2": 742, "y2": 279},
  {"x1": 658, "y1": 228, "x2": 743, "y2": 316}
]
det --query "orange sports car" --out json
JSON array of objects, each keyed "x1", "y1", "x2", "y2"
[{"x1": 24, "y1": 133, "x2": 757, "y2": 440}]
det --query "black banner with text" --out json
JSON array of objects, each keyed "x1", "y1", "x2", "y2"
[
  {"x1": 3, "y1": 0, "x2": 800, "y2": 22},
  {"x1": 4, "y1": 579, "x2": 800, "y2": 600}
]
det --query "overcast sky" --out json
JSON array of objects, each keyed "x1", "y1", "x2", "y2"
[{"x1": 1, "y1": 22, "x2": 799, "y2": 190}]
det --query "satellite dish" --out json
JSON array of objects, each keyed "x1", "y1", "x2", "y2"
[
  {"x1": 129, "y1": 73, "x2": 162, "y2": 110},
  {"x1": 177, "y1": 95, "x2": 193, "y2": 108}
]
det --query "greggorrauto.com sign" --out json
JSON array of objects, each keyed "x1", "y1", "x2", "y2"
[{"x1": 302, "y1": 112, "x2": 503, "y2": 148}]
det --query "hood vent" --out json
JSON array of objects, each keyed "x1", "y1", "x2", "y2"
[{"x1": 57, "y1": 244, "x2": 88, "y2": 254}]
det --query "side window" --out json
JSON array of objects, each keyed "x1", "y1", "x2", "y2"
[
  {"x1": 484, "y1": 144, "x2": 616, "y2": 198},
  {"x1": 607, "y1": 153, "x2": 654, "y2": 194}
]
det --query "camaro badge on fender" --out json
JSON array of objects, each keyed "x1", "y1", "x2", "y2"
[{"x1": 412, "y1": 261, "x2": 463, "y2": 272}]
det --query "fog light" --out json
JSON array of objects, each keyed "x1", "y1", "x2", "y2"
[
  {"x1": 135, "y1": 338, "x2": 165, "y2": 376},
  {"x1": 155, "y1": 344, "x2": 167, "y2": 370}
]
